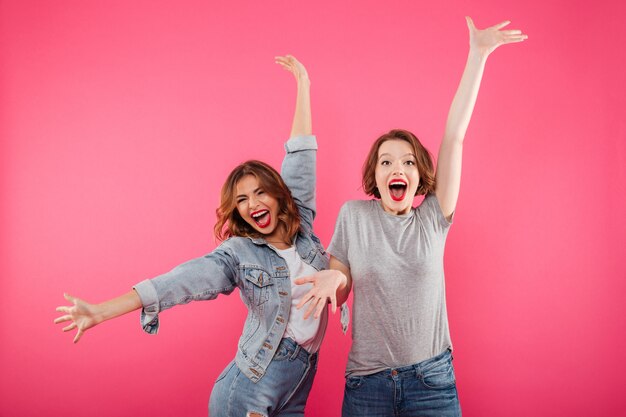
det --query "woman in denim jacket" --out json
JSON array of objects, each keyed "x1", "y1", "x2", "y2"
[{"x1": 55, "y1": 55, "x2": 335, "y2": 417}]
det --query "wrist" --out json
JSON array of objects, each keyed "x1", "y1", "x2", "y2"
[
  {"x1": 468, "y1": 47, "x2": 489, "y2": 62},
  {"x1": 296, "y1": 76, "x2": 311, "y2": 86}
]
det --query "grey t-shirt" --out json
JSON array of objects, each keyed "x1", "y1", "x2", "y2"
[{"x1": 328, "y1": 193, "x2": 453, "y2": 376}]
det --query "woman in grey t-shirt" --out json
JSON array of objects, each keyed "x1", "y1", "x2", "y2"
[{"x1": 296, "y1": 17, "x2": 527, "y2": 416}]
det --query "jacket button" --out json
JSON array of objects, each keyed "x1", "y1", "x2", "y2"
[
  {"x1": 249, "y1": 368, "x2": 260, "y2": 376},
  {"x1": 263, "y1": 342, "x2": 273, "y2": 350},
  {"x1": 276, "y1": 316, "x2": 285, "y2": 323},
  {"x1": 279, "y1": 291, "x2": 288, "y2": 296},
  {"x1": 276, "y1": 266, "x2": 286, "y2": 271}
]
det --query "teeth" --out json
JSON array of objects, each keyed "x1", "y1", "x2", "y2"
[
  {"x1": 252, "y1": 210, "x2": 268, "y2": 219},
  {"x1": 390, "y1": 181, "x2": 406, "y2": 186}
]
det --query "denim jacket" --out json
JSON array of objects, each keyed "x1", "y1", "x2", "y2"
[{"x1": 133, "y1": 135, "x2": 329, "y2": 383}]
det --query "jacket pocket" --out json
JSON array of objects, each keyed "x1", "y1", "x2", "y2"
[{"x1": 242, "y1": 266, "x2": 273, "y2": 306}]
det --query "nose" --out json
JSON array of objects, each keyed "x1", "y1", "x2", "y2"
[
  {"x1": 248, "y1": 195, "x2": 260, "y2": 210},
  {"x1": 392, "y1": 161, "x2": 405, "y2": 175}
]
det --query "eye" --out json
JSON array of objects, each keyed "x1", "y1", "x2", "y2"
[
  {"x1": 236, "y1": 197, "x2": 246, "y2": 204},
  {"x1": 380, "y1": 160, "x2": 391, "y2": 166},
  {"x1": 404, "y1": 160, "x2": 415, "y2": 166},
  {"x1": 256, "y1": 189, "x2": 265, "y2": 196}
]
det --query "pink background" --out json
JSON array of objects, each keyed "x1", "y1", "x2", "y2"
[{"x1": 1, "y1": 1, "x2": 625, "y2": 416}]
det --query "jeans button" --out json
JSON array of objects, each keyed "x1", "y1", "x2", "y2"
[{"x1": 391, "y1": 370, "x2": 398, "y2": 376}]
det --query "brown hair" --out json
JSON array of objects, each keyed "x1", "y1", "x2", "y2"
[
  {"x1": 362, "y1": 129, "x2": 436, "y2": 198},
  {"x1": 214, "y1": 160, "x2": 301, "y2": 242}
]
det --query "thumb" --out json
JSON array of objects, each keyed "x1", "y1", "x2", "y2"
[
  {"x1": 294, "y1": 276, "x2": 315, "y2": 285},
  {"x1": 465, "y1": 16, "x2": 475, "y2": 31}
]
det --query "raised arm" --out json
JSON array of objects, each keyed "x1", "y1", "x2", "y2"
[
  {"x1": 435, "y1": 17, "x2": 527, "y2": 219},
  {"x1": 276, "y1": 55, "x2": 318, "y2": 227},
  {"x1": 275, "y1": 55, "x2": 311, "y2": 137}
]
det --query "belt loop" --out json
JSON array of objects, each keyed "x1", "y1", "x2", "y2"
[
  {"x1": 290, "y1": 343, "x2": 301, "y2": 361},
  {"x1": 413, "y1": 363, "x2": 421, "y2": 379}
]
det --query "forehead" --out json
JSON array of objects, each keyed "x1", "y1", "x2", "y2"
[
  {"x1": 378, "y1": 139, "x2": 414, "y2": 157},
  {"x1": 235, "y1": 174, "x2": 259, "y2": 194}
]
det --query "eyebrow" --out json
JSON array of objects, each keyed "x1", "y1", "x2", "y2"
[
  {"x1": 378, "y1": 153, "x2": 416, "y2": 160},
  {"x1": 236, "y1": 187, "x2": 262, "y2": 199}
]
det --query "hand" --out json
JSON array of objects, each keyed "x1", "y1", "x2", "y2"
[
  {"x1": 275, "y1": 55, "x2": 310, "y2": 83},
  {"x1": 54, "y1": 293, "x2": 101, "y2": 343},
  {"x1": 466, "y1": 16, "x2": 528, "y2": 57},
  {"x1": 294, "y1": 270, "x2": 347, "y2": 319}
]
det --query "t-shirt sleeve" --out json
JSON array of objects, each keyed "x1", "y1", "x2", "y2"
[
  {"x1": 418, "y1": 193, "x2": 453, "y2": 233},
  {"x1": 327, "y1": 202, "x2": 351, "y2": 268}
]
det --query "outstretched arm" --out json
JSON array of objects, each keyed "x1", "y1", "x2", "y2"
[
  {"x1": 275, "y1": 55, "x2": 311, "y2": 137},
  {"x1": 54, "y1": 291, "x2": 142, "y2": 343},
  {"x1": 436, "y1": 17, "x2": 527, "y2": 219}
]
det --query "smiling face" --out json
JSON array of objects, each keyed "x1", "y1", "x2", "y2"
[
  {"x1": 374, "y1": 139, "x2": 420, "y2": 215},
  {"x1": 235, "y1": 174, "x2": 284, "y2": 241}
]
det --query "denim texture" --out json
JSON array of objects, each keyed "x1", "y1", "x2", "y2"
[
  {"x1": 133, "y1": 135, "x2": 329, "y2": 383},
  {"x1": 209, "y1": 338, "x2": 318, "y2": 417},
  {"x1": 342, "y1": 350, "x2": 461, "y2": 417}
]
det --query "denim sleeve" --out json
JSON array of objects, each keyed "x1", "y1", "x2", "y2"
[
  {"x1": 133, "y1": 244, "x2": 238, "y2": 334},
  {"x1": 282, "y1": 135, "x2": 317, "y2": 230}
]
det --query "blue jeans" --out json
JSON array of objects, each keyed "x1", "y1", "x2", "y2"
[
  {"x1": 209, "y1": 338, "x2": 318, "y2": 417},
  {"x1": 342, "y1": 350, "x2": 461, "y2": 417}
]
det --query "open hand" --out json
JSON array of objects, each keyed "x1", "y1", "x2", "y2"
[
  {"x1": 54, "y1": 293, "x2": 100, "y2": 343},
  {"x1": 466, "y1": 16, "x2": 528, "y2": 57},
  {"x1": 294, "y1": 270, "x2": 347, "y2": 319}
]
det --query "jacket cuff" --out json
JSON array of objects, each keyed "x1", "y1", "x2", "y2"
[
  {"x1": 133, "y1": 280, "x2": 160, "y2": 334},
  {"x1": 284, "y1": 135, "x2": 317, "y2": 153}
]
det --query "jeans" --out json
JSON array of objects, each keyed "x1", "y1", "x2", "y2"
[
  {"x1": 342, "y1": 350, "x2": 461, "y2": 417},
  {"x1": 209, "y1": 338, "x2": 318, "y2": 417}
]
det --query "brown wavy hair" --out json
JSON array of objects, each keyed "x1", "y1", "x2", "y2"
[
  {"x1": 214, "y1": 160, "x2": 301, "y2": 242},
  {"x1": 362, "y1": 129, "x2": 436, "y2": 198}
]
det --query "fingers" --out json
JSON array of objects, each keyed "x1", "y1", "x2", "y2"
[
  {"x1": 56, "y1": 306, "x2": 71, "y2": 314},
  {"x1": 303, "y1": 297, "x2": 323, "y2": 320},
  {"x1": 330, "y1": 295, "x2": 337, "y2": 314},
  {"x1": 490, "y1": 20, "x2": 511, "y2": 30},
  {"x1": 502, "y1": 35, "x2": 528, "y2": 44},
  {"x1": 54, "y1": 314, "x2": 72, "y2": 324},
  {"x1": 73, "y1": 329, "x2": 84, "y2": 344},
  {"x1": 63, "y1": 322, "x2": 77, "y2": 332},
  {"x1": 313, "y1": 298, "x2": 327, "y2": 319},
  {"x1": 296, "y1": 290, "x2": 316, "y2": 310},
  {"x1": 294, "y1": 276, "x2": 316, "y2": 286},
  {"x1": 465, "y1": 16, "x2": 475, "y2": 31},
  {"x1": 63, "y1": 293, "x2": 78, "y2": 304}
]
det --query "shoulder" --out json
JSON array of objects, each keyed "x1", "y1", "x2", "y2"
[
  {"x1": 416, "y1": 193, "x2": 452, "y2": 228},
  {"x1": 341, "y1": 199, "x2": 376, "y2": 212},
  {"x1": 216, "y1": 236, "x2": 252, "y2": 256},
  {"x1": 340, "y1": 199, "x2": 378, "y2": 217},
  {"x1": 416, "y1": 193, "x2": 440, "y2": 214}
]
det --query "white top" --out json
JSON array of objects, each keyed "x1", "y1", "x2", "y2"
[{"x1": 276, "y1": 245, "x2": 322, "y2": 353}]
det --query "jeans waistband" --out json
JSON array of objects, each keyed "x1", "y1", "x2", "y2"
[
  {"x1": 380, "y1": 349, "x2": 452, "y2": 377},
  {"x1": 279, "y1": 337, "x2": 317, "y2": 364}
]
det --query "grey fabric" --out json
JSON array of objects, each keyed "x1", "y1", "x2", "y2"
[{"x1": 328, "y1": 193, "x2": 453, "y2": 377}]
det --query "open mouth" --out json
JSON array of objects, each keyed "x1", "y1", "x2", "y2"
[
  {"x1": 251, "y1": 209, "x2": 271, "y2": 228},
  {"x1": 388, "y1": 179, "x2": 407, "y2": 201}
]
